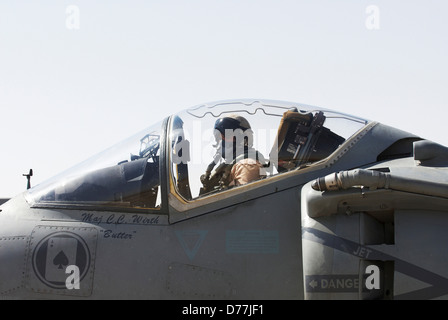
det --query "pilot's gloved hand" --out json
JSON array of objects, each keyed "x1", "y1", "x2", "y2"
[{"x1": 200, "y1": 170, "x2": 211, "y2": 184}]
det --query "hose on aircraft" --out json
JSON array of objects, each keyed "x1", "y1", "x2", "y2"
[{"x1": 311, "y1": 168, "x2": 448, "y2": 199}]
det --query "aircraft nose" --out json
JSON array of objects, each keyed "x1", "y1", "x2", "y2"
[
  {"x1": 0, "y1": 198, "x2": 31, "y2": 298},
  {"x1": 0, "y1": 234, "x2": 29, "y2": 297}
]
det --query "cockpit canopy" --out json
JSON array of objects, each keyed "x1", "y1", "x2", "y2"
[{"x1": 26, "y1": 100, "x2": 369, "y2": 212}]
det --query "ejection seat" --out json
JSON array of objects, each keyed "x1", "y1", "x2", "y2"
[{"x1": 269, "y1": 109, "x2": 345, "y2": 173}]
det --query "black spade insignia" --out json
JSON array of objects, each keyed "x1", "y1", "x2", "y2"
[{"x1": 53, "y1": 250, "x2": 69, "y2": 269}]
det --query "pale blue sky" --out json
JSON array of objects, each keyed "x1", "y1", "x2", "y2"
[{"x1": 1, "y1": 0, "x2": 447, "y2": 197}]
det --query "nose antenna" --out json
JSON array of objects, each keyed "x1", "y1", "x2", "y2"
[{"x1": 23, "y1": 169, "x2": 33, "y2": 190}]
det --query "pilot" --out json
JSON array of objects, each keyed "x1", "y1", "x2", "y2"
[{"x1": 208, "y1": 114, "x2": 267, "y2": 187}]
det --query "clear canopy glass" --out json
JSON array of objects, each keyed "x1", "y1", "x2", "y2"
[
  {"x1": 26, "y1": 99, "x2": 369, "y2": 211},
  {"x1": 169, "y1": 100, "x2": 369, "y2": 200},
  {"x1": 26, "y1": 120, "x2": 164, "y2": 210}
]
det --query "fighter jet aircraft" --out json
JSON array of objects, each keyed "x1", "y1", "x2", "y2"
[{"x1": 1, "y1": 99, "x2": 447, "y2": 300}]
